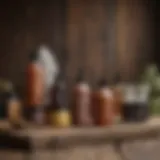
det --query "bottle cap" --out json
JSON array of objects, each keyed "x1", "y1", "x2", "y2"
[
  {"x1": 113, "y1": 73, "x2": 121, "y2": 84},
  {"x1": 75, "y1": 69, "x2": 85, "y2": 83},
  {"x1": 98, "y1": 77, "x2": 108, "y2": 88},
  {"x1": 29, "y1": 49, "x2": 39, "y2": 61}
]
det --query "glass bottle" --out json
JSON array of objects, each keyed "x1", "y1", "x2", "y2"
[
  {"x1": 25, "y1": 50, "x2": 45, "y2": 121},
  {"x1": 72, "y1": 69, "x2": 92, "y2": 126},
  {"x1": 7, "y1": 91, "x2": 23, "y2": 128},
  {"x1": 92, "y1": 78, "x2": 115, "y2": 126},
  {"x1": 50, "y1": 74, "x2": 71, "y2": 127}
]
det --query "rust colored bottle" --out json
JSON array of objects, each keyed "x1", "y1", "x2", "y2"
[
  {"x1": 72, "y1": 70, "x2": 92, "y2": 126},
  {"x1": 26, "y1": 51, "x2": 44, "y2": 121},
  {"x1": 112, "y1": 74, "x2": 123, "y2": 123},
  {"x1": 50, "y1": 74, "x2": 71, "y2": 127},
  {"x1": 92, "y1": 79, "x2": 115, "y2": 126}
]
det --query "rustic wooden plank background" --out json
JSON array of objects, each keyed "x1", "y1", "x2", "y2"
[{"x1": 0, "y1": 0, "x2": 155, "y2": 91}]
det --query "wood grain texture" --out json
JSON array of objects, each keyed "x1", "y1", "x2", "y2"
[{"x1": 0, "y1": 0, "x2": 154, "y2": 91}]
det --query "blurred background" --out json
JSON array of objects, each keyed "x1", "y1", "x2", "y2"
[{"x1": 0, "y1": 0, "x2": 158, "y2": 93}]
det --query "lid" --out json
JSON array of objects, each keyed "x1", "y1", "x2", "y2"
[
  {"x1": 75, "y1": 69, "x2": 85, "y2": 83},
  {"x1": 54, "y1": 72, "x2": 68, "y2": 109},
  {"x1": 5, "y1": 90, "x2": 18, "y2": 100},
  {"x1": 29, "y1": 49, "x2": 39, "y2": 61},
  {"x1": 98, "y1": 77, "x2": 108, "y2": 88},
  {"x1": 113, "y1": 73, "x2": 121, "y2": 84}
]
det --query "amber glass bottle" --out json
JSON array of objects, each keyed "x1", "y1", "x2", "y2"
[
  {"x1": 26, "y1": 51, "x2": 44, "y2": 121},
  {"x1": 72, "y1": 70, "x2": 92, "y2": 126},
  {"x1": 112, "y1": 74, "x2": 123, "y2": 123},
  {"x1": 7, "y1": 91, "x2": 23, "y2": 128},
  {"x1": 92, "y1": 79, "x2": 115, "y2": 126},
  {"x1": 50, "y1": 74, "x2": 71, "y2": 127}
]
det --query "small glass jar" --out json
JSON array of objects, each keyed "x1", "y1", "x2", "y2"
[{"x1": 122, "y1": 83, "x2": 150, "y2": 122}]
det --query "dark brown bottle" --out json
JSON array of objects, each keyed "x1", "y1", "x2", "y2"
[
  {"x1": 72, "y1": 70, "x2": 92, "y2": 126},
  {"x1": 50, "y1": 74, "x2": 71, "y2": 127},
  {"x1": 25, "y1": 51, "x2": 45, "y2": 121},
  {"x1": 92, "y1": 78, "x2": 115, "y2": 126}
]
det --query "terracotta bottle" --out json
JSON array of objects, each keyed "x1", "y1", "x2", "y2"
[
  {"x1": 72, "y1": 70, "x2": 92, "y2": 126},
  {"x1": 92, "y1": 79, "x2": 115, "y2": 126},
  {"x1": 50, "y1": 74, "x2": 71, "y2": 127},
  {"x1": 26, "y1": 51, "x2": 44, "y2": 121},
  {"x1": 112, "y1": 74, "x2": 123, "y2": 123}
]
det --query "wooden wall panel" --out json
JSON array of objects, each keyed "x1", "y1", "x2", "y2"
[
  {"x1": 0, "y1": 0, "x2": 66, "y2": 91},
  {"x1": 116, "y1": 0, "x2": 153, "y2": 81},
  {"x1": 66, "y1": 0, "x2": 117, "y2": 85},
  {"x1": 0, "y1": 0, "x2": 154, "y2": 91}
]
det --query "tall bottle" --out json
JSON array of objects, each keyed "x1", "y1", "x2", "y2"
[
  {"x1": 92, "y1": 78, "x2": 115, "y2": 126},
  {"x1": 26, "y1": 51, "x2": 45, "y2": 121},
  {"x1": 72, "y1": 69, "x2": 92, "y2": 126},
  {"x1": 50, "y1": 74, "x2": 71, "y2": 127},
  {"x1": 112, "y1": 74, "x2": 123, "y2": 123}
]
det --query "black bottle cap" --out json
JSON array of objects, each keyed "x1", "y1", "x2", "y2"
[
  {"x1": 29, "y1": 49, "x2": 39, "y2": 61},
  {"x1": 75, "y1": 69, "x2": 85, "y2": 83},
  {"x1": 98, "y1": 77, "x2": 108, "y2": 88},
  {"x1": 54, "y1": 73, "x2": 68, "y2": 110},
  {"x1": 113, "y1": 73, "x2": 121, "y2": 84},
  {"x1": 5, "y1": 90, "x2": 18, "y2": 100}
]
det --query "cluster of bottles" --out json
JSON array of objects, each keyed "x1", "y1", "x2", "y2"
[{"x1": 0, "y1": 51, "x2": 151, "y2": 129}]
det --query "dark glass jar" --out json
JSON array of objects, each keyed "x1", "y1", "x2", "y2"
[{"x1": 122, "y1": 84, "x2": 150, "y2": 122}]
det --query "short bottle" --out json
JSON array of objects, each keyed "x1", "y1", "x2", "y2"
[
  {"x1": 0, "y1": 81, "x2": 14, "y2": 120},
  {"x1": 72, "y1": 70, "x2": 92, "y2": 126},
  {"x1": 92, "y1": 78, "x2": 115, "y2": 126},
  {"x1": 7, "y1": 90, "x2": 23, "y2": 128},
  {"x1": 50, "y1": 74, "x2": 71, "y2": 127}
]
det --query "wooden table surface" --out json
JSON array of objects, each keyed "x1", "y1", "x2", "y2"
[{"x1": 0, "y1": 117, "x2": 160, "y2": 139}]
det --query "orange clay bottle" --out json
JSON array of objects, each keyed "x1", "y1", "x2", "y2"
[
  {"x1": 92, "y1": 78, "x2": 115, "y2": 126},
  {"x1": 112, "y1": 74, "x2": 123, "y2": 123},
  {"x1": 71, "y1": 69, "x2": 92, "y2": 126},
  {"x1": 26, "y1": 51, "x2": 45, "y2": 122}
]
